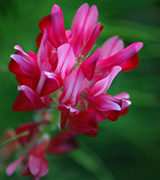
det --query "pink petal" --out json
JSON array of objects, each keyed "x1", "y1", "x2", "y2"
[
  {"x1": 68, "y1": 109, "x2": 98, "y2": 137},
  {"x1": 37, "y1": 157, "x2": 49, "y2": 178},
  {"x1": 55, "y1": 43, "x2": 76, "y2": 80},
  {"x1": 9, "y1": 46, "x2": 39, "y2": 77},
  {"x1": 10, "y1": 54, "x2": 39, "y2": 78},
  {"x1": 71, "y1": 4, "x2": 99, "y2": 55},
  {"x1": 114, "y1": 92, "x2": 131, "y2": 115},
  {"x1": 14, "y1": 45, "x2": 38, "y2": 64},
  {"x1": 71, "y1": 3, "x2": 89, "y2": 36},
  {"x1": 37, "y1": 29, "x2": 49, "y2": 67},
  {"x1": 13, "y1": 85, "x2": 47, "y2": 111},
  {"x1": 51, "y1": 4, "x2": 67, "y2": 47},
  {"x1": 9, "y1": 58, "x2": 25, "y2": 75},
  {"x1": 15, "y1": 75, "x2": 39, "y2": 92},
  {"x1": 39, "y1": 14, "x2": 58, "y2": 48},
  {"x1": 97, "y1": 42, "x2": 143, "y2": 72},
  {"x1": 29, "y1": 150, "x2": 41, "y2": 176},
  {"x1": 115, "y1": 92, "x2": 130, "y2": 99},
  {"x1": 36, "y1": 62, "x2": 52, "y2": 94},
  {"x1": 120, "y1": 53, "x2": 139, "y2": 71},
  {"x1": 98, "y1": 36, "x2": 124, "y2": 60},
  {"x1": 59, "y1": 68, "x2": 87, "y2": 107},
  {"x1": 82, "y1": 23, "x2": 103, "y2": 55},
  {"x1": 6, "y1": 152, "x2": 28, "y2": 176},
  {"x1": 58, "y1": 104, "x2": 79, "y2": 129},
  {"x1": 90, "y1": 66, "x2": 122, "y2": 96},
  {"x1": 40, "y1": 71, "x2": 61, "y2": 96},
  {"x1": 84, "y1": 94, "x2": 121, "y2": 121},
  {"x1": 65, "y1": 29, "x2": 72, "y2": 40},
  {"x1": 87, "y1": 94, "x2": 121, "y2": 111},
  {"x1": 82, "y1": 5, "x2": 98, "y2": 42},
  {"x1": 80, "y1": 48, "x2": 100, "y2": 80}
]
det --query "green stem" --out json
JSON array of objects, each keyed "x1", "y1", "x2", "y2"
[{"x1": 0, "y1": 131, "x2": 29, "y2": 149}]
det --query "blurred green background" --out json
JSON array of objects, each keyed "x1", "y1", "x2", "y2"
[{"x1": 0, "y1": 0, "x2": 160, "y2": 179}]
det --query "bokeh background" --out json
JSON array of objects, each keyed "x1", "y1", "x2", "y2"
[{"x1": 0, "y1": 0, "x2": 160, "y2": 179}]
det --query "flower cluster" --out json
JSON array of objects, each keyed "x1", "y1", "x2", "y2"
[{"x1": 6, "y1": 3, "x2": 143, "y2": 179}]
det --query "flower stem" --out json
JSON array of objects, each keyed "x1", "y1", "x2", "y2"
[{"x1": 0, "y1": 131, "x2": 29, "y2": 149}]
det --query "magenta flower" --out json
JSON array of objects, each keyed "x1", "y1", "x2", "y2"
[{"x1": 7, "y1": 3, "x2": 143, "y2": 179}]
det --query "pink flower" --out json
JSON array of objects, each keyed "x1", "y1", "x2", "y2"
[{"x1": 7, "y1": 3, "x2": 143, "y2": 179}]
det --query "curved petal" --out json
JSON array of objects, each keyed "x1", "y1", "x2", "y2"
[
  {"x1": 82, "y1": 5, "x2": 98, "y2": 42},
  {"x1": 9, "y1": 46, "x2": 39, "y2": 78},
  {"x1": 97, "y1": 42, "x2": 143, "y2": 72},
  {"x1": 40, "y1": 71, "x2": 61, "y2": 96},
  {"x1": 29, "y1": 143, "x2": 48, "y2": 178},
  {"x1": 82, "y1": 23, "x2": 103, "y2": 55},
  {"x1": 10, "y1": 54, "x2": 39, "y2": 78},
  {"x1": 37, "y1": 29, "x2": 49, "y2": 67},
  {"x1": 13, "y1": 85, "x2": 48, "y2": 111},
  {"x1": 71, "y1": 4, "x2": 99, "y2": 55},
  {"x1": 114, "y1": 92, "x2": 131, "y2": 116},
  {"x1": 120, "y1": 53, "x2": 139, "y2": 71},
  {"x1": 51, "y1": 4, "x2": 67, "y2": 47},
  {"x1": 15, "y1": 74, "x2": 39, "y2": 92},
  {"x1": 58, "y1": 104, "x2": 79, "y2": 129},
  {"x1": 59, "y1": 68, "x2": 87, "y2": 107},
  {"x1": 90, "y1": 66, "x2": 122, "y2": 96},
  {"x1": 84, "y1": 94, "x2": 121, "y2": 121},
  {"x1": 39, "y1": 14, "x2": 57, "y2": 47},
  {"x1": 80, "y1": 48, "x2": 100, "y2": 80},
  {"x1": 6, "y1": 151, "x2": 28, "y2": 176},
  {"x1": 55, "y1": 43, "x2": 76, "y2": 80},
  {"x1": 98, "y1": 36, "x2": 124, "y2": 60},
  {"x1": 71, "y1": 3, "x2": 89, "y2": 36}
]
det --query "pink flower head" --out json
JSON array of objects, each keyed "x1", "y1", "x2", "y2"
[{"x1": 7, "y1": 3, "x2": 143, "y2": 179}]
